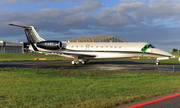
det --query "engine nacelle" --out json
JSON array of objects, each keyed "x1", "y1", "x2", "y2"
[{"x1": 36, "y1": 41, "x2": 62, "y2": 50}]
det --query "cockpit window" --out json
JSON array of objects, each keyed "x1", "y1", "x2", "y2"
[
  {"x1": 150, "y1": 44, "x2": 155, "y2": 48},
  {"x1": 141, "y1": 44, "x2": 155, "y2": 53}
]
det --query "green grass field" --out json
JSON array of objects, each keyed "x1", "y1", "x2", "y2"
[
  {"x1": 1, "y1": 68, "x2": 180, "y2": 107},
  {"x1": 171, "y1": 52, "x2": 180, "y2": 57},
  {"x1": 0, "y1": 53, "x2": 73, "y2": 61}
]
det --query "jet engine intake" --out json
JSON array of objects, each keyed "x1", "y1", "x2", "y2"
[{"x1": 36, "y1": 41, "x2": 62, "y2": 49}]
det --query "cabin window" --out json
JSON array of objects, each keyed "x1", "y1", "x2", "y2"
[
  {"x1": 106, "y1": 46, "x2": 108, "y2": 48},
  {"x1": 96, "y1": 46, "x2": 98, "y2": 48},
  {"x1": 81, "y1": 46, "x2": 83, "y2": 48},
  {"x1": 119, "y1": 46, "x2": 121, "y2": 48},
  {"x1": 101, "y1": 46, "x2": 103, "y2": 48},
  {"x1": 110, "y1": 46, "x2": 112, "y2": 48},
  {"x1": 72, "y1": 46, "x2": 74, "y2": 48},
  {"x1": 91, "y1": 46, "x2": 93, "y2": 48},
  {"x1": 76, "y1": 46, "x2": 78, "y2": 48},
  {"x1": 115, "y1": 46, "x2": 117, "y2": 48}
]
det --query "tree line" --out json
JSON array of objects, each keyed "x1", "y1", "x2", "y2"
[{"x1": 172, "y1": 48, "x2": 180, "y2": 52}]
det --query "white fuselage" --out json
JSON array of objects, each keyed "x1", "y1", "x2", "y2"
[
  {"x1": 9, "y1": 24, "x2": 173, "y2": 64},
  {"x1": 33, "y1": 42, "x2": 172, "y2": 59},
  {"x1": 65, "y1": 42, "x2": 144, "y2": 58}
]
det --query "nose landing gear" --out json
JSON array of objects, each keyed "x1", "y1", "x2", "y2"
[
  {"x1": 156, "y1": 62, "x2": 160, "y2": 65},
  {"x1": 155, "y1": 57, "x2": 170, "y2": 65}
]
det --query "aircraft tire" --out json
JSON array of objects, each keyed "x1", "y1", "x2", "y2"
[
  {"x1": 75, "y1": 61, "x2": 79, "y2": 65},
  {"x1": 156, "y1": 62, "x2": 160, "y2": 65},
  {"x1": 71, "y1": 61, "x2": 76, "y2": 65},
  {"x1": 82, "y1": 61, "x2": 86, "y2": 64}
]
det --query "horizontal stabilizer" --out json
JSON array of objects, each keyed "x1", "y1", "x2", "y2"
[
  {"x1": 9, "y1": 24, "x2": 37, "y2": 29},
  {"x1": 9, "y1": 23, "x2": 44, "y2": 44}
]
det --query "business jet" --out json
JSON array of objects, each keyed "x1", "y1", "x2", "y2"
[{"x1": 9, "y1": 24, "x2": 173, "y2": 65}]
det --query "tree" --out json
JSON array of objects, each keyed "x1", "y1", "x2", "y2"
[{"x1": 172, "y1": 48, "x2": 178, "y2": 52}]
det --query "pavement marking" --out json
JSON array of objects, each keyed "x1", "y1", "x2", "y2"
[{"x1": 124, "y1": 93, "x2": 180, "y2": 108}]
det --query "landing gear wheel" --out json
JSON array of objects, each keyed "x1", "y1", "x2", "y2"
[
  {"x1": 71, "y1": 61, "x2": 76, "y2": 65},
  {"x1": 71, "y1": 61, "x2": 79, "y2": 65},
  {"x1": 75, "y1": 61, "x2": 79, "y2": 65},
  {"x1": 82, "y1": 61, "x2": 86, "y2": 64},
  {"x1": 156, "y1": 62, "x2": 160, "y2": 65}
]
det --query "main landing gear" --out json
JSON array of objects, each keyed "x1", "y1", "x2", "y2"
[
  {"x1": 81, "y1": 61, "x2": 86, "y2": 64},
  {"x1": 71, "y1": 58, "x2": 89, "y2": 65},
  {"x1": 71, "y1": 61, "x2": 79, "y2": 65}
]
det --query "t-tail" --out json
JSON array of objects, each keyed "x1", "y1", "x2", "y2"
[
  {"x1": 9, "y1": 24, "x2": 45, "y2": 43},
  {"x1": 9, "y1": 24, "x2": 62, "y2": 51}
]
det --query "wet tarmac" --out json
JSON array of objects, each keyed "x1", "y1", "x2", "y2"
[
  {"x1": 117, "y1": 91, "x2": 180, "y2": 108},
  {"x1": 0, "y1": 60, "x2": 179, "y2": 70}
]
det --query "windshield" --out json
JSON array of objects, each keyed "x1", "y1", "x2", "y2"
[{"x1": 141, "y1": 44, "x2": 155, "y2": 53}]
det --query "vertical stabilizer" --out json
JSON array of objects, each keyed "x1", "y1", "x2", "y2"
[{"x1": 9, "y1": 24, "x2": 45, "y2": 43}]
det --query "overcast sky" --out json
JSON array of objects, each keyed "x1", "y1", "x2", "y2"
[{"x1": 1, "y1": 0, "x2": 180, "y2": 51}]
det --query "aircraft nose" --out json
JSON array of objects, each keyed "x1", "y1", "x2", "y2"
[
  {"x1": 160, "y1": 49, "x2": 173, "y2": 57},
  {"x1": 166, "y1": 52, "x2": 173, "y2": 57},
  {"x1": 152, "y1": 48, "x2": 172, "y2": 57}
]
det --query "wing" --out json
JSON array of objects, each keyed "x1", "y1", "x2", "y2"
[{"x1": 39, "y1": 51, "x2": 96, "y2": 58}]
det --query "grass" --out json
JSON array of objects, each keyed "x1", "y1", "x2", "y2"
[
  {"x1": 1, "y1": 68, "x2": 180, "y2": 107},
  {"x1": 171, "y1": 52, "x2": 180, "y2": 57},
  {"x1": 0, "y1": 53, "x2": 72, "y2": 61}
]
